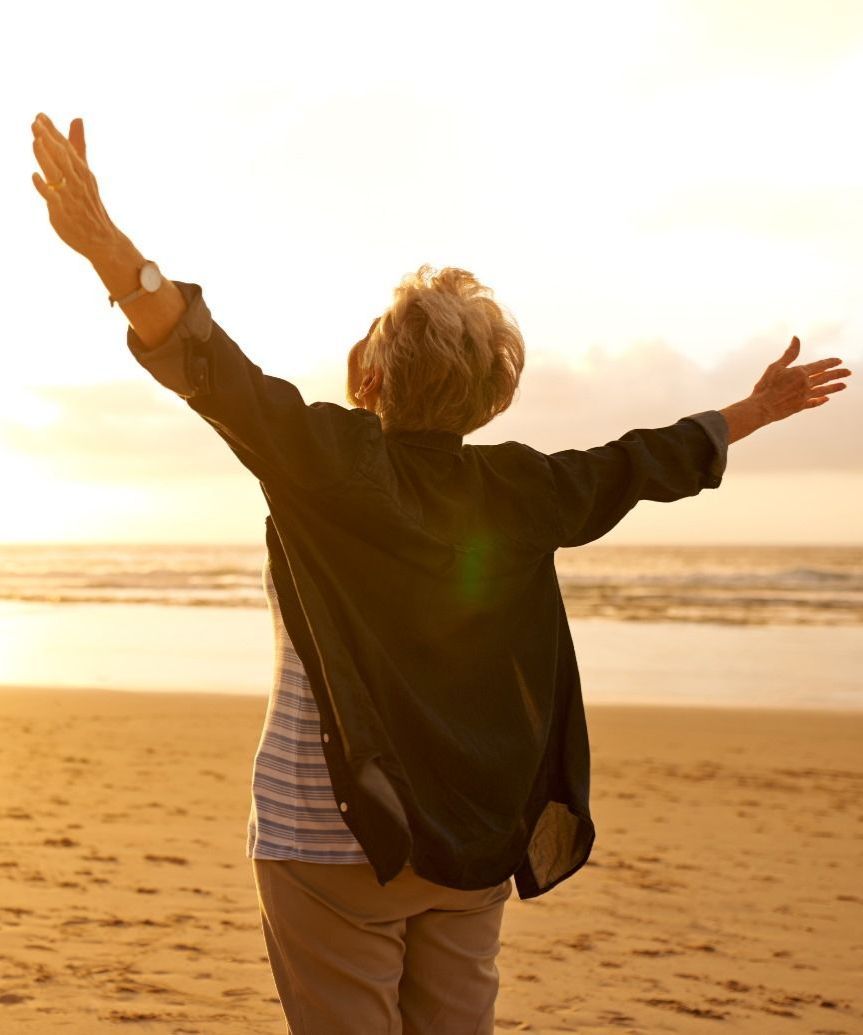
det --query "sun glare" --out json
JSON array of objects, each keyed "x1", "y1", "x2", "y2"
[
  {"x1": 0, "y1": 388, "x2": 61, "y2": 430},
  {"x1": 0, "y1": 450, "x2": 151, "y2": 543}
]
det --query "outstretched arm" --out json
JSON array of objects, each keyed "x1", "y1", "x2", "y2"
[
  {"x1": 30, "y1": 111, "x2": 375, "y2": 490},
  {"x1": 547, "y1": 412, "x2": 729, "y2": 549},
  {"x1": 547, "y1": 339, "x2": 852, "y2": 550},
  {"x1": 31, "y1": 112, "x2": 188, "y2": 348}
]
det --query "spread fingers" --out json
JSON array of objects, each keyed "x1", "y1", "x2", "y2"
[
  {"x1": 799, "y1": 356, "x2": 843, "y2": 375},
  {"x1": 32, "y1": 135, "x2": 64, "y2": 186},
  {"x1": 32, "y1": 114, "x2": 85, "y2": 181},
  {"x1": 808, "y1": 380, "x2": 847, "y2": 396},
  {"x1": 809, "y1": 367, "x2": 852, "y2": 387}
]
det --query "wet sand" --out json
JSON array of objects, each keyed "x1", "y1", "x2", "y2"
[{"x1": 0, "y1": 688, "x2": 859, "y2": 1033}]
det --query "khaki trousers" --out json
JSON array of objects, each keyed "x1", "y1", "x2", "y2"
[{"x1": 252, "y1": 858, "x2": 513, "y2": 1035}]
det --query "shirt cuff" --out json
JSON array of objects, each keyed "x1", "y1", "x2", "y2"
[
  {"x1": 680, "y1": 409, "x2": 728, "y2": 488},
  {"x1": 125, "y1": 280, "x2": 214, "y2": 399}
]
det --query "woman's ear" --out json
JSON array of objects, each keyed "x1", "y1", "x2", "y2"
[{"x1": 357, "y1": 367, "x2": 383, "y2": 398}]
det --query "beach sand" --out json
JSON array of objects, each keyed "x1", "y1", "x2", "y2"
[{"x1": 0, "y1": 688, "x2": 859, "y2": 1033}]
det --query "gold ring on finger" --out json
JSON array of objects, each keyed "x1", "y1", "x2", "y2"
[{"x1": 46, "y1": 176, "x2": 67, "y2": 190}]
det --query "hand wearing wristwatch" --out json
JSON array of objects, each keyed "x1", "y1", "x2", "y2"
[{"x1": 108, "y1": 260, "x2": 163, "y2": 307}]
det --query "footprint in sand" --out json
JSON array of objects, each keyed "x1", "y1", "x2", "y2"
[
  {"x1": 106, "y1": 1011, "x2": 164, "y2": 1023},
  {"x1": 598, "y1": 1009, "x2": 638, "y2": 1026},
  {"x1": 1, "y1": 906, "x2": 34, "y2": 920},
  {"x1": 638, "y1": 997, "x2": 730, "y2": 1020}
]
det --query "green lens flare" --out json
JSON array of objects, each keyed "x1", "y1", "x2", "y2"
[{"x1": 460, "y1": 535, "x2": 494, "y2": 604}]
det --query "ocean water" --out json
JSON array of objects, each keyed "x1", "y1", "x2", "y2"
[
  {"x1": 1, "y1": 542, "x2": 861, "y2": 625},
  {"x1": 0, "y1": 542, "x2": 861, "y2": 709}
]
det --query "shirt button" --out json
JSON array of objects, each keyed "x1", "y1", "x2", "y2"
[
  {"x1": 339, "y1": 801, "x2": 348, "y2": 813},
  {"x1": 322, "y1": 733, "x2": 330, "y2": 743}
]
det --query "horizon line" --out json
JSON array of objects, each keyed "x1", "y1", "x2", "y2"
[{"x1": 1, "y1": 540, "x2": 860, "y2": 550}]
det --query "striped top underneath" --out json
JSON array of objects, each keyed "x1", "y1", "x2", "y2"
[{"x1": 246, "y1": 556, "x2": 370, "y2": 863}]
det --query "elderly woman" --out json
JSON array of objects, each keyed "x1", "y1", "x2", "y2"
[{"x1": 31, "y1": 112, "x2": 851, "y2": 1035}]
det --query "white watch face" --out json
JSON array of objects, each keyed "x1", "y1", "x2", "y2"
[{"x1": 140, "y1": 262, "x2": 162, "y2": 293}]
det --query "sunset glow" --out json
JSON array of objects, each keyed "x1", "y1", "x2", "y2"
[
  {"x1": 1, "y1": 8, "x2": 861, "y2": 1029},
  {"x1": 3, "y1": 0, "x2": 861, "y2": 542}
]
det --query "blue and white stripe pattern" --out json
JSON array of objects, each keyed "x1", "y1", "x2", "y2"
[{"x1": 246, "y1": 556, "x2": 369, "y2": 862}]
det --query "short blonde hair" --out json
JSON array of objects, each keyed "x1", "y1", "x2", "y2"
[{"x1": 349, "y1": 265, "x2": 525, "y2": 435}]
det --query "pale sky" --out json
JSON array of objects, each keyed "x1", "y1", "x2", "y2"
[{"x1": 2, "y1": 0, "x2": 861, "y2": 543}]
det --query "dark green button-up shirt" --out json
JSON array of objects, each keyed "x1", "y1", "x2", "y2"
[{"x1": 126, "y1": 280, "x2": 728, "y2": 899}]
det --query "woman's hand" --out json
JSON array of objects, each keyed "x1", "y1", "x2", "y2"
[
  {"x1": 751, "y1": 336, "x2": 852, "y2": 423},
  {"x1": 31, "y1": 112, "x2": 119, "y2": 259},
  {"x1": 719, "y1": 337, "x2": 852, "y2": 443}
]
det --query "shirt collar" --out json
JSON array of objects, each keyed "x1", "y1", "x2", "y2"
[{"x1": 384, "y1": 428, "x2": 464, "y2": 454}]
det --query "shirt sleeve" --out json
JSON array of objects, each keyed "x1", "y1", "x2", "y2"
[
  {"x1": 546, "y1": 409, "x2": 729, "y2": 549},
  {"x1": 125, "y1": 280, "x2": 374, "y2": 489}
]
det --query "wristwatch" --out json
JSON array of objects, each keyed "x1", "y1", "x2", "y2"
[{"x1": 108, "y1": 260, "x2": 163, "y2": 307}]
